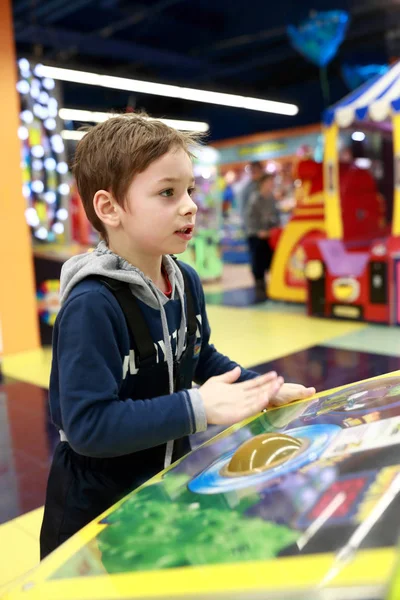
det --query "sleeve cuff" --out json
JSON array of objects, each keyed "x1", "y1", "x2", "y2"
[{"x1": 187, "y1": 388, "x2": 207, "y2": 432}]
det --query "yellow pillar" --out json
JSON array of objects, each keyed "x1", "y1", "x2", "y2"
[
  {"x1": 323, "y1": 123, "x2": 343, "y2": 239},
  {"x1": 0, "y1": 0, "x2": 40, "y2": 354},
  {"x1": 392, "y1": 114, "x2": 400, "y2": 237}
]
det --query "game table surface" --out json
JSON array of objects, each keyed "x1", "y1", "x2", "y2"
[{"x1": 4, "y1": 371, "x2": 400, "y2": 600}]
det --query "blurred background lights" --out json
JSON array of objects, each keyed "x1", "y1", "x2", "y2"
[
  {"x1": 21, "y1": 110, "x2": 33, "y2": 124},
  {"x1": 22, "y1": 183, "x2": 31, "y2": 198},
  {"x1": 43, "y1": 77, "x2": 55, "y2": 90},
  {"x1": 33, "y1": 63, "x2": 44, "y2": 77},
  {"x1": 44, "y1": 191, "x2": 57, "y2": 204},
  {"x1": 44, "y1": 118, "x2": 56, "y2": 130},
  {"x1": 352, "y1": 131, "x2": 366, "y2": 142},
  {"x1": 51, "y1": 134, "x2": 64, "y2": 153},
  {"x1": 56, "y1": 162, "x2": 68, "y2": 174},
  {"x1": 16, "y1": 80, "x2": 30, "y2": 94},
  {"x1": 17, "y1": 58, "x2": 70, "y2": 247},
  {"x1": 32, "y1": 159, "x2": 43, "y2": 171},
  {"x1": 355, "y1": 157, "x2": 372, "y2": 169},
  {"x1": 31, "y1": 145, "x2": 44, "y2": 158},
  {"x1": 58, "y1": 183, "x2": 70, "y2": 195},
  {"x1": 30, "y1": 86, "x2": 40, "y2": 100},
  {"x1": 39, "y1": 106, "x2": 49, "y2": 120},
  {"x1": 56, "y1": 208, "x2": 68, "y2": 221},
  {"x1": 44, "y1": 157, "x2": 56, "y2": 171},
  {"x1": 52, "y1": 222, "x2": 65, "y2": 235},
  {"x1": 25, "y1": 207, "x2": 40, "y2": 227},
  {"x1": 18, "y1": 126, "x2": 29, "y2": 140},
  {"x1": 31, "y1": 180, "x2": 44, "y2": 194},
  {"x1": 39, "y1": 91, "x2": 49, "y2": 104},
  {"x1": 35, "y1": 227, "x2": 48, "y2": 240},
  {"x1": 51, "y1": 134, "x2": 62, "y2": 144},
  {"x1": 47, "y1": 98, "x2": 58, "y2": 117},
  {"x1": 18, "y1": 58, "x2": 30, "y2": 73},
  {"x1": 33, "y1": 103, "x2": 43, "y2": 117}
]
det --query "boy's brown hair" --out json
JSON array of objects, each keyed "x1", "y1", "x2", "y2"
[{"x1": 72, "y1": 113, "x2": 201, "y2": 243}]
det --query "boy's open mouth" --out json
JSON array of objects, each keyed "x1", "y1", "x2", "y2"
[{"x1": 174, "y1": 225, "x2": 194, "y2": 239}]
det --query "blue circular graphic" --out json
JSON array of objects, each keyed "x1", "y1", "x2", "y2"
[{"x1": 188, "y1": 424, "x2": 340, "y2": 495}]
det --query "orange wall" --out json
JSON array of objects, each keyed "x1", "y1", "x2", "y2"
[{"x1": 0, "y1": 0, "x2": 40, "y2": 355}]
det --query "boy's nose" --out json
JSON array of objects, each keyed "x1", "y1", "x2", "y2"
[{"x1": 181, "y1": 195, "x2": 198, "y2": 216}]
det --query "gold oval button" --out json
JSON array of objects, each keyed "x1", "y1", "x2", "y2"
[{"x1": 221, "y1": 433, "x2": 305, "y2": 478}]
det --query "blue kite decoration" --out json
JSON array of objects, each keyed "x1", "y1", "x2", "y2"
[{"x1": 287, "y1": 10, "x2": 350, "y2": 104}]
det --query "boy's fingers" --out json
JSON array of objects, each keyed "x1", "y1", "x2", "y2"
[
  {"x1": 238, "y1": 377, "x2": 284, "y2": 420},
  {"x1": 302, "y1": 386, "x2": 316, "y2": 397},
  {"x1": 239, "y1": 372, "x2": 277, "y2": 391},
  {"x1": 264, "y1": 376, "x2": 284, "y2": 400},
  {"x1": 255, "y1": 378, "x2": 284, "y2": 412},
  {"x1": 245, "y1": 376, "x2": 284, "y2": 405}
]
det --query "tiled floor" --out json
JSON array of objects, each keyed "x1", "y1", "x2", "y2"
[
  {"x1": 0, "y1": 380, "x2": 58, "y2": 524},
  {"x1": 1, "y1": 265, "x2": 400, "y2": 591}
]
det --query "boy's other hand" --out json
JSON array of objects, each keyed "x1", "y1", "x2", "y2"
[
  {"x1": 200, "y1": 367, "x2": 284, "y2": 426},
  {"x1": 270, "y1": 382, "x2": 316, "y2": 407}
]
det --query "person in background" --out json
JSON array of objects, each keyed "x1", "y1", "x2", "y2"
[
  {"x1": 245, "y1": 173, "x2": 280, "y2": 300},
  {"x1": 276, "y1": 168, "x2": 295, "y2": 226},
  {"x1": 240, "y1": 161, "x2": 264, "y2": 220}
]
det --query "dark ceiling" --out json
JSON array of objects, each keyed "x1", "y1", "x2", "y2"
[{"x1": 12, "y1": 0, "x2": 400, "y2": 140}]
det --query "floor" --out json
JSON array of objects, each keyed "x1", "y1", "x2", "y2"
[{"x1": 1, "y1": 264, "x2": 400, "y2": 592}]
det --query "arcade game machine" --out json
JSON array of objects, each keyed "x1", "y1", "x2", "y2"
[
  {"x1": 268, "y1": 146, "x2": 387, "y2": 304},
  {"x1": 304, "y1": 61, "x2": 400, "y2": 324},
  {"x1": 268, "y1": 155, "x2": 326, "y2": 302},
  {"x1": 4, "y1": 372, "x2": 400, "y2": 600}
]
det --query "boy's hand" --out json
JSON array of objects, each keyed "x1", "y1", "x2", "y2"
[
  {"x1": 270, "y1": 382, "x2": 316, "y2": 407},
  {"x1": 200, "y1": 367, "x2": 284, "y2": 426}
]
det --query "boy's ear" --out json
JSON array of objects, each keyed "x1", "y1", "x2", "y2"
[{"x1": 93, "y1": 190, "x2": 120, "y2": 230}]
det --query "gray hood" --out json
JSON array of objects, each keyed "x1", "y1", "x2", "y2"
[{"x1": 60, "y1": 241, "x2": 184, "y2": 310}]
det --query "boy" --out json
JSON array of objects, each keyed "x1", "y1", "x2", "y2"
[
  {"x1": 245, "y1": 173, "x2": 280, "y2": 300},
  {"x1": 40, "y1": 114, "x2": 315, "y2": 559}
]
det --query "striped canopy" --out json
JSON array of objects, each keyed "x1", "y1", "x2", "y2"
[{"x1": 324, "y1": 61, "x2": 400, "y2": 127}]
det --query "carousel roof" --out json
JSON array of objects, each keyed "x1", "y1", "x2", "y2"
[{"x1": 324, "y1": 61, "x2": 400, "y2": 128}]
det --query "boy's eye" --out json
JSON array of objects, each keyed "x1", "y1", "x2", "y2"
[
  {"x1": 188, "y1": 187, "x2": 196, "y2": 197},
  {"x1": 160, "y1": 188, "x2": 174, "y2": 197}
]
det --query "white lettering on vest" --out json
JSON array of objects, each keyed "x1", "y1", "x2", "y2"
[{"x1": 123, "y1": 318, "x2": 203, "y2": 379}]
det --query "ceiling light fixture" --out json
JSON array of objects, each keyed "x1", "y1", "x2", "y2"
[
  {"x1": 35, "y1": 65, "x2": 299, "y2": 116},
  {"x1": 61, "y1": 130, "x2": 85, "y2": 140},
  {"x1": 59, "y1": 108, "x2": 210, "y2": 132}
]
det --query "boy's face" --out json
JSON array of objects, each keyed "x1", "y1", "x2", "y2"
[{"x1": 119, "y1": 146, "x2": 197, "y2": 256}]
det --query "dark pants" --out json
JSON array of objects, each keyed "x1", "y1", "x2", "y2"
[
  {"x1": 247, "y1": 236, "x2": 273, "y2": 282},
  {"x1": 39, "y1": 442, "x2": 155, "y2": 559}
]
